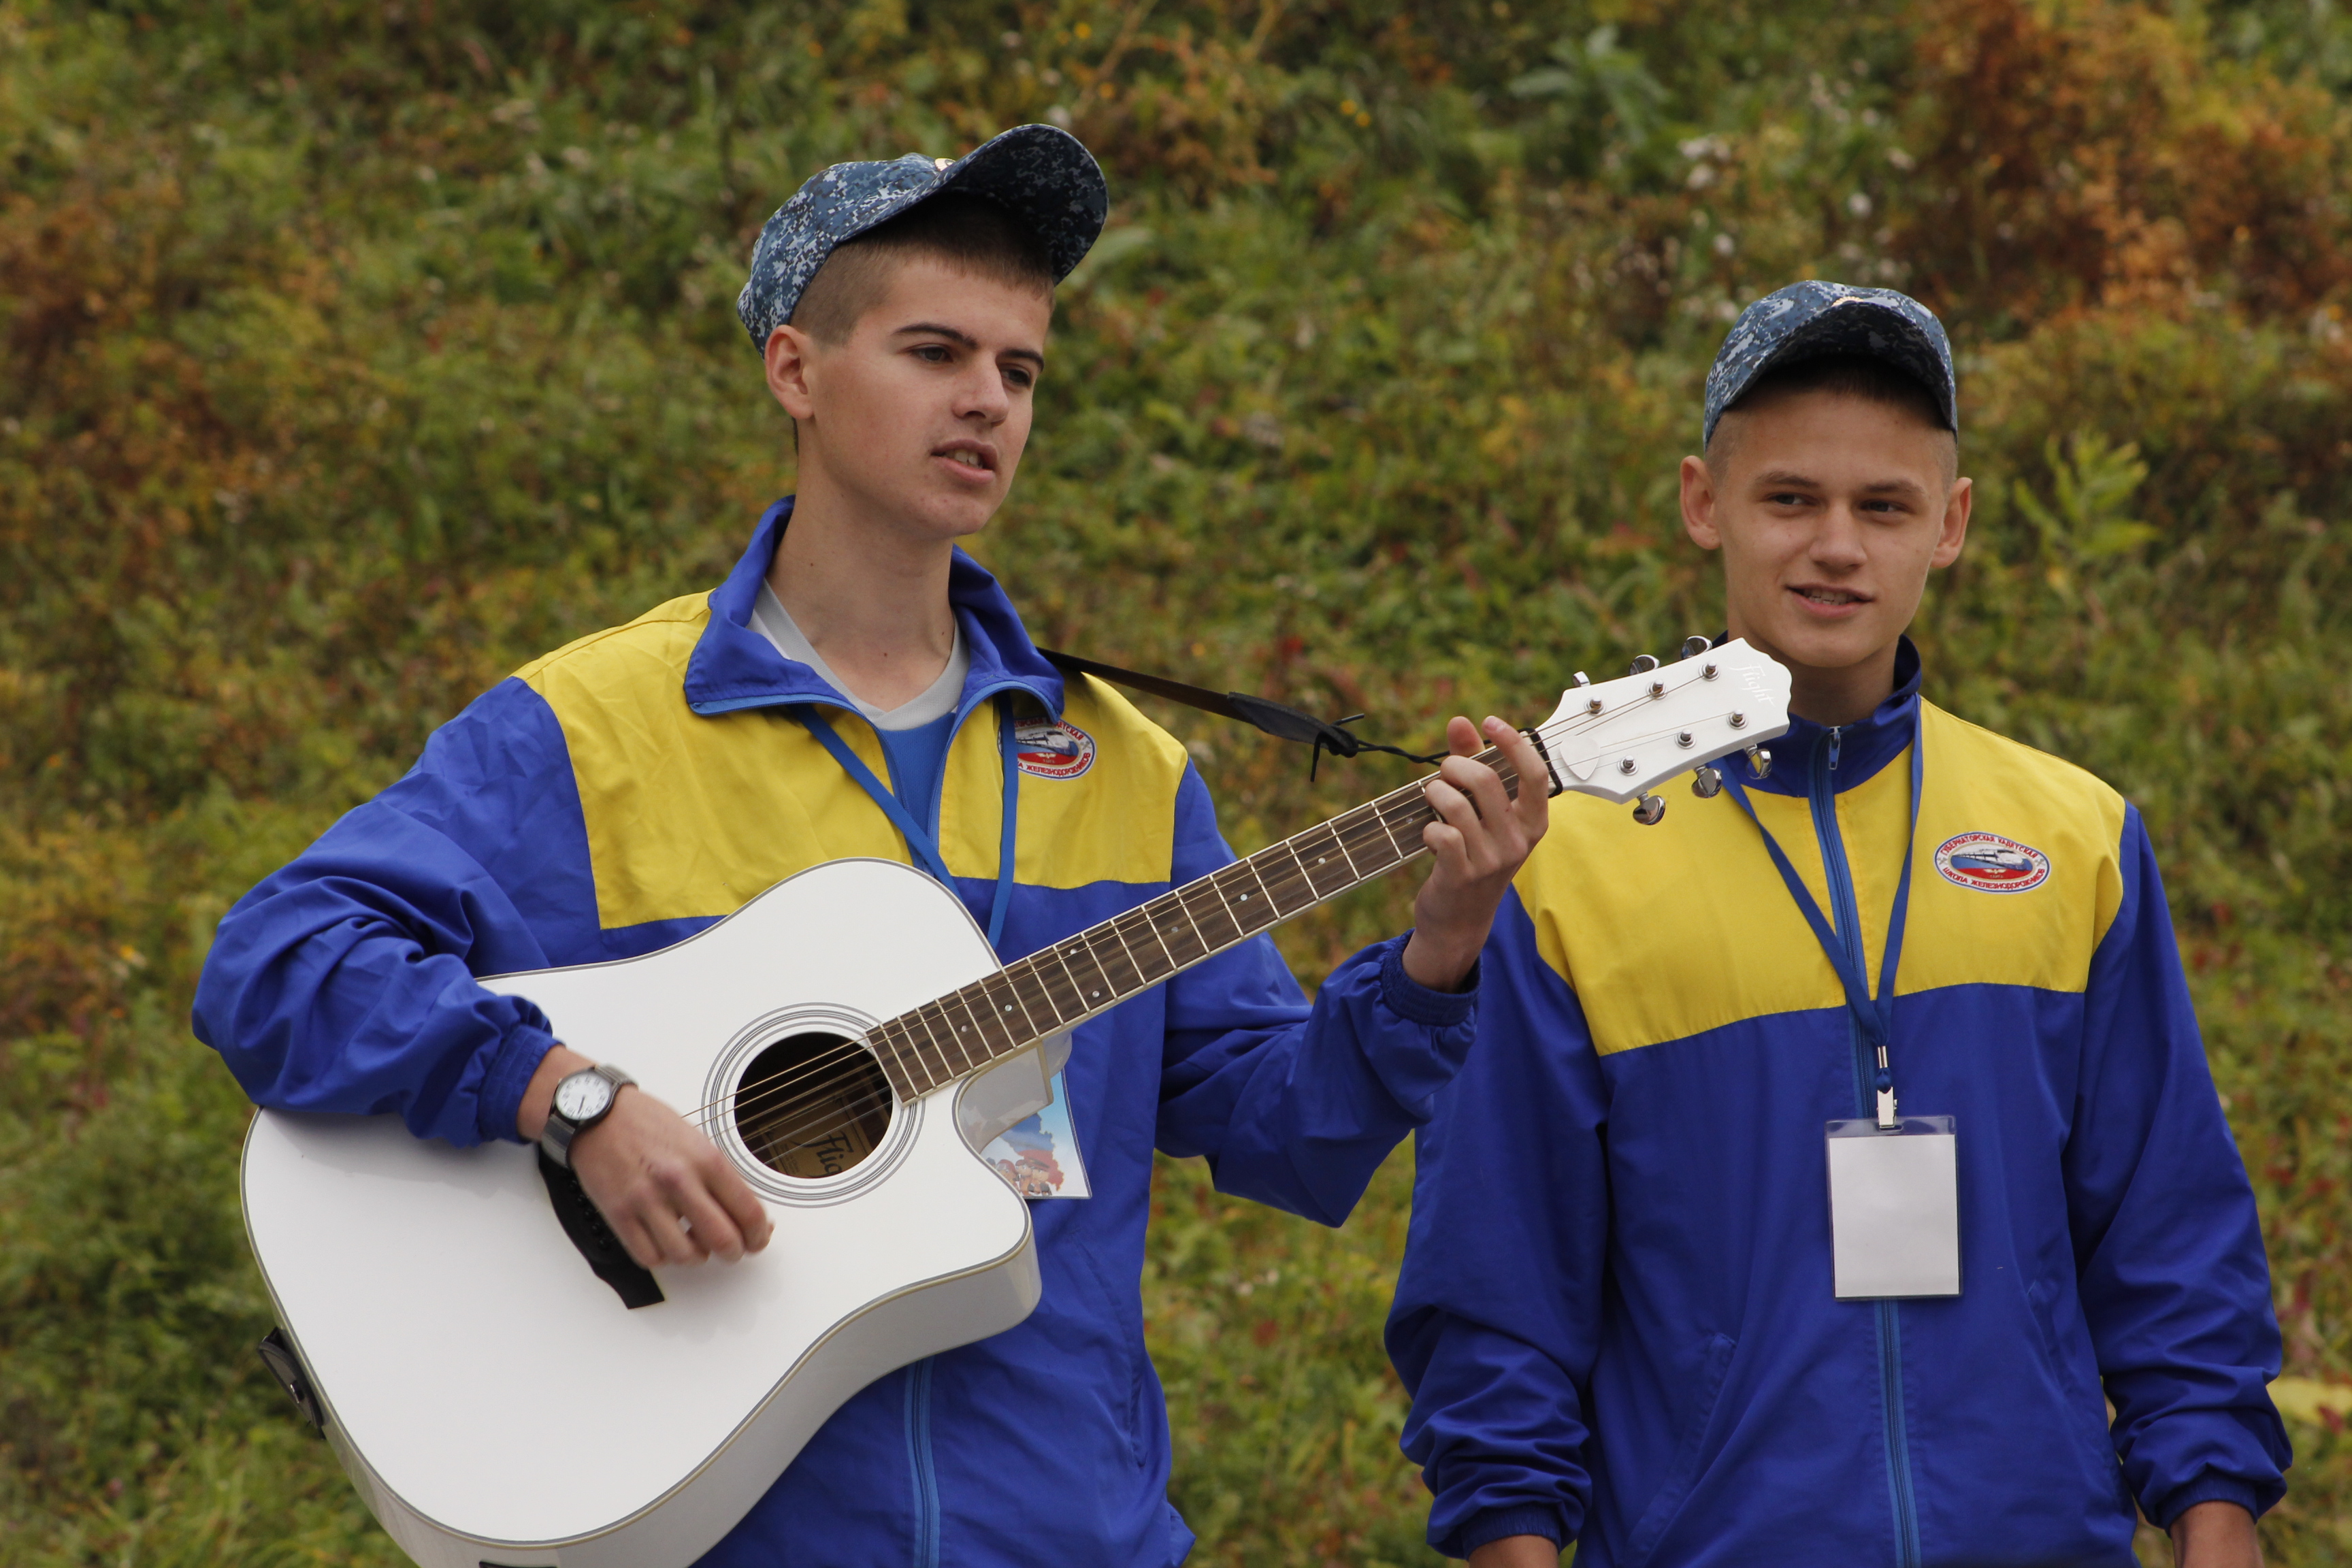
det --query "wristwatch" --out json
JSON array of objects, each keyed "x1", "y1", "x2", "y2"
[{"x1": 539, "y1": 1062, "x2": 636, "y2": 1169}]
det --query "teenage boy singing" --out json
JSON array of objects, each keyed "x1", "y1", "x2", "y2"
[
  {"x1": 196, "y1": 127, "x2": 1550, "y2": 1565},
  {"x1": 1387, "y1": 283, "x2": 2289, "y2": 1567}
]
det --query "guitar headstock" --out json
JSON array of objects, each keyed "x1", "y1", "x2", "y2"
[{"x1": 1531, "y1": 637, "x2": 1793, "y2": 811}]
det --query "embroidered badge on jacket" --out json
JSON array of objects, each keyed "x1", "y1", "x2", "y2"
[
  {"x1": 1013, "y1": 718, "x2": 1096, "y2": 781},
  {"x1": 1933, "y1": 830, "x2": 2051, "y2": 894}
]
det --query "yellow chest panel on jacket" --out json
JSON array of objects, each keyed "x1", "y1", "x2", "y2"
[
  {"x1": 514, "y1": 598, "x2": 1188, "y2": 930},
  {"x1": 1520, "y1": 702, "x2": 2128, "y2": 1055}
]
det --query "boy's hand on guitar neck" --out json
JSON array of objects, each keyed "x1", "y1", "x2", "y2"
[
  {"x1": 519, "y1": 1045, "x2": 774, "y2": 1269},
  {"x1": 1400, "y1": 717, "x2": 1552, "y2": 993}
]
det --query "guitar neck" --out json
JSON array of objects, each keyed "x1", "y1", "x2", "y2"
[{"x1": 866, "y1": 742, "x2": 1531, "y2": 1101}]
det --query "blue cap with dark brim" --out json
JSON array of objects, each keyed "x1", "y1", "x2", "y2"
[
  {"x1": 1702, "y1": 281, "x2": 1957, "y2": 447},
  {"x1": 736, "y1": 124, "x2": 1108, "y2": 351}
]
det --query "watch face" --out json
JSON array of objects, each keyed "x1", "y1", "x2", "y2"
[{"x1": 553, "y1": 1071, "x2": 615, "y2": 1124}]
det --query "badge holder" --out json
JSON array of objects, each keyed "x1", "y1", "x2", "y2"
[
  {"x1": 1826, "y1": 1115, "x2": 1959, "y2": 1300},
  {"x1": 1728, "y1": 730, "x2": 1961, "y2": 1303}
]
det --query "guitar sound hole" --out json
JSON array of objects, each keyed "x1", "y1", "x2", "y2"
[{"x1": 732, "y1": 1032, "x2": 894, "y2": 1181}]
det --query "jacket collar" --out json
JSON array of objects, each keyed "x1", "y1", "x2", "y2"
[
  {"x1": 1740, "y1": 635, "x2": 1923, "y2": 797},
  {"x1": 683, "y1": 496, "x2": 1067, "y2": 721}
]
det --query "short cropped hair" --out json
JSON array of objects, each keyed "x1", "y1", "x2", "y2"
[
  {"x1": 790, "y1": 193, "x2": 1056, "y2": 345},
  {"x1": 1705, "y1": 355, "x2": 1957, "y2": 483}
]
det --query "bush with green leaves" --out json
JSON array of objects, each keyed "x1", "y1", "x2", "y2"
[{"x1": 5, "y1": 1, "x2": 2350, "y2": 1561}]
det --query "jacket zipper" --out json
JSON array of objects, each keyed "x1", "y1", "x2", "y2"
[
  {"x1": 904, "y1": 1358, "x2": 941, "y2": 1567},
  {"x1": 1807, "y1": 728, "x2": 1921, "y2": 1568},
  {"x1": 798, "y1": 684, "x2": 1039, "y2": 1568},
  {"x1": 900, "y1": 694, "x2": 1011, "y2": 1568}
]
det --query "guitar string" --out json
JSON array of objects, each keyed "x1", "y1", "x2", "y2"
[
  {"x1": 675, "y1": 730, "x2": 1489, "y2": 1135},
  {"x1": 687, "y1": 785, "x2": 1446, "y2": 1139},
  {"x1": 733, "y1": 1081, "x2": 900, "y2": 1167},
  {"x1": 686, "y1": 781, "x2": 1449, "y2": 1140},
  {"x1": 685, "y1": 681, "x2": 1752, "y2": 1142},
  {"x1": 677, "y1": 672, "x2": 1757, "y2": 1139},
  {"x1": 706, "y1": 664, "x2": 1763, "y2": 1133},
  {"x1": 676, "y1": 713, "x2": 1544, "y2": 1139},
  {"x1": 672, "y1": 666, "x2": 1756, "y2": 1137},
  {"x1": 701, "y1": 845, "x2": 1424, "y2": 1149},
  {"x1": 713, "y1": 776, "x2": 1744, "y2": 1144}
]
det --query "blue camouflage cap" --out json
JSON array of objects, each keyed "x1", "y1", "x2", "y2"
[
  {"x1": 1703, "y1": 281, "x2": 1956, "y2": 446},
  {"x1": 736, "y1": 124, "x2": 1108, "y2": 350}
]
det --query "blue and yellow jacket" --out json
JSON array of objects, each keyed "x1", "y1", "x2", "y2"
[
  {"x1": 195, "y1": 500, "x2": 1476, "y2": 1568},
  {"x1": 1387, "y1": 646, "x2": 2288, "y2": 1567}
]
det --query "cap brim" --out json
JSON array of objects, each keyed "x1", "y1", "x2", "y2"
[
  {"x1": 934, "y1": 125, "x2": 1109, "y2": 281},
  {"x1": 1740, "y1": 299, "x2": 1955, "y2": 431}
]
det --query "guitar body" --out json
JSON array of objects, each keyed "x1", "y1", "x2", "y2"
[{"x1": 242, "y1": 859, "x2": 1064, "y2": 1568}]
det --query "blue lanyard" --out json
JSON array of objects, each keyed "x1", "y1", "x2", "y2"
[
  {"x1": 1722, "y1": 722, "x2": 1924, "y2": 1127},
  {"x1": 796, "y1": 698, "x2": 1023, "y2": 952}
]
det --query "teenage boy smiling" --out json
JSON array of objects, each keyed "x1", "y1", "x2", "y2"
[
  {"x1": 1387, "y1": 283, "x2": 2288, "y2": 1567},
  {"x1": 197, "y1": 127, "x2": 1550, "y2": 1565}
]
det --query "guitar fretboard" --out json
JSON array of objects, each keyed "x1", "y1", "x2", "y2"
[{"x1": 864, "y1": 744, "x2": 1531, "y2": 1100}]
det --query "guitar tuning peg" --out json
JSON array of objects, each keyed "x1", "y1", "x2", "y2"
[
  {"x1": 1690, "y1": 766, "x2": 1723, "y2": 799},
  {"x1": 1572, "y1": 671, "x2": 1591, "y2": 687},
  {"x1": 1629, "y1": 654, "x2": 1661, "y2": 676},
  {"x1": 1681, "y1": 634, "x2": 1714, "y2": 659},
  {"x1": 1631, "y1": 793, "x2": 1667, "y2": 826},
  {"x1": 1744, "y1": 744, "x2": 1772, "y2": 780}
]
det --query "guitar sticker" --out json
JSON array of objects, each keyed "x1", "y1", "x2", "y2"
[
  {"x1": 1933, "y1": 831, "x2": 2051, "y2": 894},
  {"x1": 981, "y1": 1071, "x2": 1092, "y2": 1199},
  {"x1": 1013, "y1": 718, "x2": 1095, "y2": 781}
]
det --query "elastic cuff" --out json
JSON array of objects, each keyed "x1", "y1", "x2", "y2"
[
  {"x1": 2154, "y1": 1473, "x2": 2264, "y2": 1529},
  {"x1": 478, "y1": 1020, "x2": 559, "y2": 1144},
  {"x1": 1458, "y1": 1504, "x2": 1566, "y2": 1555},
  {"x1": 1379, "y1": 934, "x2": 1479, "y2": 1026}
]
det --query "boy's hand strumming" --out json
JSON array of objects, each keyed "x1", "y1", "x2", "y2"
[{"x1": 521, "y1": 1044, "x2": 775, "y2": 1269}]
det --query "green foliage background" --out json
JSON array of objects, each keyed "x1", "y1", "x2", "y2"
[{"x1": 4, "y1": 0, "x2": 2351, "y2": 1561}]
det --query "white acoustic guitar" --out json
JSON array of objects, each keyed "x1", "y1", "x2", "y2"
[{"x1": 242, "y1": 639, "x2": 1791, "y2": 1568}]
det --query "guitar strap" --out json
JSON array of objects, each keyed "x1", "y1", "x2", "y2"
[
  {"x1": 794, "y1": 646, "x2": 1431, "y2": 935},
  {"x1": 1038, "y1": 649, "x2": 1443, "y2": 780}
]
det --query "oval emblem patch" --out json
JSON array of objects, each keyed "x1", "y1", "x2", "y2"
[
  {"x1": 1933, "y1": 831, "x2": 2051, "y2": 894},
  {"x1": 1013, "y1": 717, "x2": 1095, "y2": 781}
]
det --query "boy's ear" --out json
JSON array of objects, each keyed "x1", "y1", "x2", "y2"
[
  {"x1": 1930, "y1": 475, "x2": 1974, "y2": 570},
  {"x1": 764, "y1": 325, "x2": 820, "y2": 423},
  {"x1": 1680, "y1": 454, "x2": 1725, "y2": 551}
]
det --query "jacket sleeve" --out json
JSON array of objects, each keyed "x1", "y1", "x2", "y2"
[
  {"x1": 1385, "y1": 888, "x2": 1606, "y2": 1558},
  {"x1": 2070, "y1": 804, "x2": 2290, "y2": 1526},
  {"x1": 191, "y1": 679, "x2": 589, "y2": 1147},
  {"x1": 1151, "y1": 765, "x2": 1477, "y2": 1226}
]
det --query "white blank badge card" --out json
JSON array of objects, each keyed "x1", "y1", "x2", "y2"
[{"x1": 1826, "y1": 1116, "x2": 1961, "y2": 1299}]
